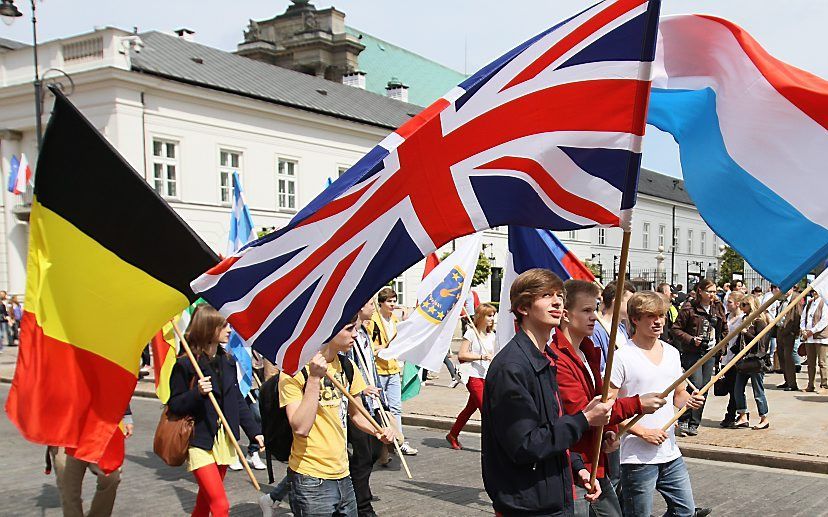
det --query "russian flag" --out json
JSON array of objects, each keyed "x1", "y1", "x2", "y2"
[
  {"x1": 496, "y1": 226, "x2": 595, "y2": 350},
  {"x1": 648, "y1": 15, "x2": 828, "y2": 290},
  {"x1": 7, "y1": 154, "x2": 32, "y2": 195}
]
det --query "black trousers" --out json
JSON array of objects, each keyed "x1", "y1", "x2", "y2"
[{"x1": 347, "y1": 418, "x2": 382, "y2": 516}]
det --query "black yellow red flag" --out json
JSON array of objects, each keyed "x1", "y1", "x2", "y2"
[{"x1": 5, "y1": 88, "x2": 218, "y2": 471}]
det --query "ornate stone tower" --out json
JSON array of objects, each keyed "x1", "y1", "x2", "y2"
[{"x1": 236, "y1": 0, "x2": 365, "y2": 82}]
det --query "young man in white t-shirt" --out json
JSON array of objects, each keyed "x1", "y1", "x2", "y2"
[{"x1": 609, "y1": 291, "x2": 707, "y2": 517}]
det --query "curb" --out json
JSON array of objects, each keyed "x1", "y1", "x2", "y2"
[{"x1": 402, "y1": 412, "x2": 828, "y2": 475}]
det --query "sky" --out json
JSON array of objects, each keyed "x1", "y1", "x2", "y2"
[{"x1": 2, "y1": 0, "x2": 826, "y2": 178}]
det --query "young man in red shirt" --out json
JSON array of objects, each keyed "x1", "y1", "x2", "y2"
[{"x1": 551, "y1": 279, "x2": 667, "y2": 517}]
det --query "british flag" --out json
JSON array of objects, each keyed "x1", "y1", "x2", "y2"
[{"x1": 192, "y1": 0, "x2": 662, "y2": 374}]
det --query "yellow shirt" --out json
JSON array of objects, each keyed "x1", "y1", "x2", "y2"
[
  {"x1": 369, "y1": 313, "x2": 401, "y2": 375},
  {"x1": 279, "y1": 356, "x2": 367, "y2": 479}
]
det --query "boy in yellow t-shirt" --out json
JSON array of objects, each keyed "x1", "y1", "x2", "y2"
[{"x1": 279, "y1": 313, "x2": 397, "y2": 516}]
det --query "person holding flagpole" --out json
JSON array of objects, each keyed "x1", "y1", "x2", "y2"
[
  {"x1": 552, "y1": 280, "x2": 667, "y2": 517},
  {"x1": 446, "y1": 302, "x2": 497, "y2": 450},
  {"x1": 168, "y1": 305, "x2": 263, "y2": 517},
  {"x1": 482, "y1": 268, "x2": 613, "y2": 515},
  {"x1": 609, "y1": 291, "x2": 707, "y2": 517},
  {"x1": 368, "y1": 287, "x2": 418, "y2": 460}
]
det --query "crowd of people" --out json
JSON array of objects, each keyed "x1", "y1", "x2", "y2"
[
  {"x1": 0, "y1": 289, "x2": 23, "y2": 353},
  {"x1": 31, "y1": 269, "x2": 821, "y2": 517}
]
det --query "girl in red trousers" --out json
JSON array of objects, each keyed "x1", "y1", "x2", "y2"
[
  {"x1": 447, "y1": 303, "x2": 497, "y2": 449},
  {"x1": 169, "y1": 306, "x2": 263, "y2": 516}
]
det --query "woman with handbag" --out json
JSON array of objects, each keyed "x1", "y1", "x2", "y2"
[
  {"x1": 718, "y1": 292, "x2": 745, "y2": 428},
  {"x1": 446, "y1": 303, "x2": 497, "y2": 450},
  {"x1": 731, "y1": 295, "x2": 771, "y2": 430},
  {"x1": 168, "y1": 305, "x2": 263, "y2": 517}
]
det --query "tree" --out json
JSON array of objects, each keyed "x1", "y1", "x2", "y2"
[{"x1": 718, "y1": 246, "x2": 745, "y2": 285}]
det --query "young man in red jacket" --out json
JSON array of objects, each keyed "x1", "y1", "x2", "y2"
[{"x1": 551, "y1": 280, "x2": 667, "y2": 517}]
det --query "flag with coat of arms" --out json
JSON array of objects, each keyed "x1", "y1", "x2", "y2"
[{"x1": 380, "y1": 233, "x2": 483, "y2": 372}]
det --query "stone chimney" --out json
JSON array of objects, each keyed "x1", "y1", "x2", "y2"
[
  {"x1": 342, "y1": 70, "x2": 367, "y2": 89},
  {"x1": 385, "y1": 78, "x2": 409, "y2": 102}
]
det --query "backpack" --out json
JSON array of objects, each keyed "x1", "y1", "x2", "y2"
[{"x1": 260, "y1": 354, "x2": 355, "y2": 483}]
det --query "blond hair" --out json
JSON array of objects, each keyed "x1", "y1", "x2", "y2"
[
  {"x1": 473, "y1": 303, "x2": 497, "y2": 333},
  {"x1": 627, "y1": 291, "x2": 668, "y2": 324}
]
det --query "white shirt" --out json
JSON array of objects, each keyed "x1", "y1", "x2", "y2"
[
  {"x1": 611, "y1": 340, "x2": 683, "y2": 465},
  {"x1": 575, "y1": 346, "x2": 596, "y2": 387},
  {"x1": 459, "y1": 328, "x2": 496, "y2": 380},
  {"x1": 801, "y1": 298, "x2": 828, "y2": 344},
  {"x1": 723, "y1": 314, "x2": 743, "y2": 365}
]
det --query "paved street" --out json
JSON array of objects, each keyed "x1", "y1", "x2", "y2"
[{"x1": 3, "y1": 384, "x2": 828, "y2": 516}]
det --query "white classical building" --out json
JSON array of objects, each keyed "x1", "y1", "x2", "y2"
[{"x1": 0, "y1": 26, "x2": 734, "y2": 309}]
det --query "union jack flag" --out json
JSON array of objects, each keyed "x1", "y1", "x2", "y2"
[{"x1": 192, "y1": 0, "x2": 662, "y2": 374}]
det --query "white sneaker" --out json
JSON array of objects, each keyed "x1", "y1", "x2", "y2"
[
  {"x1": 400, "y1": 442, "x2": 419, "y2": 455},
  {"x1": 247, "y1": 452, "x2": 267, "y2": 470},
  {"x1": 259, "y1": 493, "x2": 279, "y2": 517},
  {"x1": 228, "y1": 457, "x2": 243, "y2": 471}
]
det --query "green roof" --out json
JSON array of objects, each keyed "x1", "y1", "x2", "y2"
[{"x1": 345, "y1": 26, "x2": 467, "y2": 107}]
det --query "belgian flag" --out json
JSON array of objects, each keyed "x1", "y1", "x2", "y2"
[{"x1": 5, "y1": 89, "x2": 218, "y2": 471}]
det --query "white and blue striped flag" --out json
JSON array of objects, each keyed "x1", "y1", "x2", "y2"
[{"x1": 227, "y1": 171, "x2": 256, "y2": 397}]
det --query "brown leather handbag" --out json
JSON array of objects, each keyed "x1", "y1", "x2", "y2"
[{"x1": 153, "y1": 377, "x2": 195, "y2": 466}]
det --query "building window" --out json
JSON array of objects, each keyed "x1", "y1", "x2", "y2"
[
  {"x1": 700, "y1": 231, "x2": 707, "y2": 255},
  {"x1": 567, "y1": 230, "x2": 577, "y2": 240},
  {"x1": 392, "y1": 276, "x2": 404, "y2": 306},
  {"x1": 152, "y1": 138, "x2": 178, "y2": 198},
  {"x1": 338, "y1": 166, "x2": 350, "y2": 177},
  {"x1": 276, "y1": 158, "x2": 298, "y2": 210},
  {"x1": 673, "y1": 226, "x2": 680, "y2": 252},
  {"x1": 687, "y1": 229, "x2": 693, "y2": 255},
  {"x1": 219, "y1": 149, "x2": 242, "y2": 205},
  {"x1": 658, "y1": 224, "x2": 665, "y2": 249},
  {"x1": 642, "y1": 222, "x2": 650, "y2": 250},
  {"x1": 598, "y1": 228, "x2": 606, "y2": 245}
]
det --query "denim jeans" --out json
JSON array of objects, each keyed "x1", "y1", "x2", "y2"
[
  {"x1": 574, "y1": 476, "x2": 622, "y2": 517},
  {"x1": 268, "y1": 474, "x2": 290, "y2": 502},
  {"x1": 621, "y1": 457, "x2": 695, "y2": 517},
  {"x1": 733, "y1": 371, "x2": 768, "y2": 416},
  {"x1": 288, "y1": 470, "x2": 357, "y2": 517},
  {"x1": 0, "y1": 321, "x2": 8, "y2": 349},
  {"x1": 246, "y1": 394, "x2": 261, "y2": 455},
  {"x1": 679, "y1": 352, "x2": 713, "y2": 429},
  {"x1": 377, "y1": 373, "x2": 402, "y2": 431}
]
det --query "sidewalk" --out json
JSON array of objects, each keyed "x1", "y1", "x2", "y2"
[{"x1": 4, "y1": 345, "x2": 827, "y2": 473}]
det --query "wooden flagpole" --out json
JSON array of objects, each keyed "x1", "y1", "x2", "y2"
[
  {"x1": 351, "y1": 342, "x2": 413, "y2": 479},
  {"x1": 660, "y1": 284, "x2": 812, "y2": 432},
  {"x1": 171, "y1": 324, "x2": 261, "y2": 492},
  {"x1": 618, "y1": 287, "x2": 788, "y2": 435},
  {"x1": 588, "y1": 231, "x2": 631, "y2": 485}
]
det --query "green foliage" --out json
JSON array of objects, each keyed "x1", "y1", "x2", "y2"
[
  {"x1": 584, "y1": 260, "x2": 602, "y2": 279},
  {"x1": 473, "y1": 253, "x2": 491, "y2": 287},
  {"x1": 718, "y1": 246, "x2": 745, "y2": 285}
]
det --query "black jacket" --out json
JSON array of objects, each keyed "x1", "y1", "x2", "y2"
[
  {"x1": 168, "y1": 347, "x2": 260, "y2": 450},
  {"x1": 481, "y1": 330, "x2": 589, "y2": 516},
  {"x1": 671, "y1": 298, "x2": 726, "y2": 355}
]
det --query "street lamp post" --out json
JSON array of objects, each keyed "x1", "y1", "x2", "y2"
[{"x1": 0, "y1": 0, "x2": 42, "y2": 152}]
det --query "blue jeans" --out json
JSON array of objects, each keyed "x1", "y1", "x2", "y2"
[
  {"x1": 0, "y1": 321, "x2": 8, "y2": 349},
  {"x1": 377, "y1": 373, "x2": 402, "y2": 432},
  {"x1": 575, "y1": 476, "x2": 622, "y2": 517},
  {"x1": 247, "y1": 393, "x2": 261, "y2": 455},
  {"x1": 288, "y1": 470, "x2": 357, "y2": 517},
  {"x1": 733, "y1": 371, "x2": 768, "y2": 416},
  {"x1": 679, "y1": 352, "x2": 713, "y2": 429},
  {"x1": 268, "y1": 474, "x2": 290, "y2": 502},
  {"x1": 621, "y1": 457, "x2": 695, "y2": 517}
]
